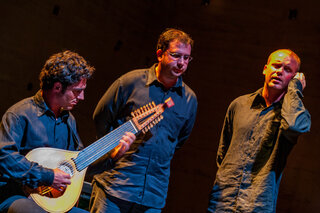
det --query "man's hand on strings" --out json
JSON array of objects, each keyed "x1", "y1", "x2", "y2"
[
  {"x1": 51, "y1": 168, "x2": 71, "y2": 190},
  {"x1": 110, "y1": 132, "x2": 136, "y2": 160}
]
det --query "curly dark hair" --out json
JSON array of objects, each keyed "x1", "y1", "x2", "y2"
[
  {"x1": 156, "y1": 28, "x2": 194, "y2": 52},
  {"x1": 39, "y1": 50, "x2": 95, "y2": 92}
]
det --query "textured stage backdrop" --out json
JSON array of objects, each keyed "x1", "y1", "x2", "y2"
[{"x1": 0, "y1": 1, "x2": 319, "y2": 212}]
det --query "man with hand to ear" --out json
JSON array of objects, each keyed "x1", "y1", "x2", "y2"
[{"x1": 208, "y1": 49, "x2": 311, "y2": 213}]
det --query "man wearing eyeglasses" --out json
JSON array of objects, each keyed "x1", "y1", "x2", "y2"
[{"x1": 89, "y1": 28, "x2": 198, "y2": 212}]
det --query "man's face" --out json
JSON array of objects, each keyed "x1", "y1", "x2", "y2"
[
  {"x1": 263, "y1": 51, "x2": 299, "y2": 92},
  {"x1": 157, "y1": 39, "x2": 192, "y2": 79},
  {"x1": 57, "y1": 78, "x2": 87, "y2": 111}
]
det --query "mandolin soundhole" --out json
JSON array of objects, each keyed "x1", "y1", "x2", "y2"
[
  {"x1": 32, "y1": 161, "x2": 75, "y2": 198},
  {"x1": 58, "y1": 161, "x2": 74, "y2": 177}
]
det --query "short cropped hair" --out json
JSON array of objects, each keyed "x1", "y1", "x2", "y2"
[
  {"x1": 267, "y1": 49, "x2": 301, "y2": 71},
  {"x1": 156, "y1": 28, "x2": 194, "y2": 52},
  {"x1": 39, "y1": 50, "x2": 95, "y2": 91}
]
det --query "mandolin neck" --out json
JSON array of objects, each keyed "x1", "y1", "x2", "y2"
[{"x1": 73, "y1": 120, "x2": 138, "y2": 171}]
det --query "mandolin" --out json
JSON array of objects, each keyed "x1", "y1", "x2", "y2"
[{"x1": 24, "y1": 98, "x2": 174, "y2": 212}]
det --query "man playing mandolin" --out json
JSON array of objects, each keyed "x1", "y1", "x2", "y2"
[{"x1": 0, "y1": 50, "x2": 135, "y2": 213}]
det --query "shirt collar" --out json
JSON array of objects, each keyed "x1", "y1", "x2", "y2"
[
  {"x1": 33, "y1": 90, "x2": 69, "y2": 120},
  {"x1": 146, "y1": 63, "x2": 183, "y2": 92},
  {"x1": 251, "y1": 88, "x2": 282, "y2": 109}
]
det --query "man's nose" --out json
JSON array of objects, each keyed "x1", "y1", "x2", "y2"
[
  {"x1": 177, "y1": 58, "x2": 185, "y2": 67},
  {"x1": 78, "y1": 90, "x2": 85, "y2": 100},
  {"x1": 276, "y1": 67, "x2": 284, "y2": 75}
]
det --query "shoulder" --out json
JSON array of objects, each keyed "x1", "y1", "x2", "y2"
[
  {"x1": 67, "y1": 112, "x2": 78, "y2": 130},
  {"x1": 178, "y1": 82, "x2": 198, "y2": 117},
  {"x1": 1, "y1": 96, "x2": 36, "y2": 127},
  {"x1": 181, "y1": 81, "x2": 197, "y2": 104},
  {"x1": 228, "y1": 91, "x2": 256, "y2": 111},
  {"x1": 232, "y1": 93, "x2": 251, "y2": 104},
  {"x1": 118, "y1": 68, "x2": 149, "y2": 84},
  {"x1": 113, "y1": 68, "x2": 154, "y2": 94},
  {"x1": 68, "y1": 112, "x2": 76, "y2": 122},
  {"x1": 6, "y1": 96, "x2": 35, "y2": 116}
]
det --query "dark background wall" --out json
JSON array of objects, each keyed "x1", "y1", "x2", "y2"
[{"x1": 1, "y1": 0, "x2": 319, "y2": 212}]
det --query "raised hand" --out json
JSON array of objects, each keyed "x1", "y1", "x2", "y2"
[{"x1": 294, "y1": 72, "x2": 306, "y2": 90}]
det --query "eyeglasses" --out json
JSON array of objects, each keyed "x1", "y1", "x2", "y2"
[{"x1": 166, "y1": 51, "x2": 193, "y2": 63}]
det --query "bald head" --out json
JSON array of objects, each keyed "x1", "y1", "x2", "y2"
[{"x1": 267, "y1": 49, "x2": 301, "y2": 72}]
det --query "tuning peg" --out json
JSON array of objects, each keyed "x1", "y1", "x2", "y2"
[{"x1": 148, "y1": 103, "x2": 153, "y2": 110}]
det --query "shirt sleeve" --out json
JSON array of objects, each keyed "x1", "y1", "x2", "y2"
[
  {"x1": 280, "y1": 78, "x2": 311, "y2": 140},
  {"x1": 92, "y1": 78, "x2": 126, "y2": 169},
  {"x1": 93, "y1": 79, "x2": 124, "y2": 138},
  {"x1": 0, "y1": 112, "x2": 54, "y2": 188},
  {"x1": 216, "y1": 102, "x2": 234, "y2": 168},
  {"x1": 176, "y1": 98, "x2": 198, "y2": 150},
  {"x1": 67, "y1": 113, "x2": 84, "y2": 151}
]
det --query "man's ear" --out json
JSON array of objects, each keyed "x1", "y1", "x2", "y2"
[
  {"x1": 263, "y1": 65, "x2": 267, "y2": 75},
  {"x1": 156, "y1": 49, "x2": 163, "y2": 61},
  {"x1": 53, "y1": 82, "x2": 62, "y2": 93}
]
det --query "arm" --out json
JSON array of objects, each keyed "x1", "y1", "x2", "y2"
[
  {"x1": 93, "y1": 79, "x2": 123, "y2": 138},
  {"x1": 93, "y1": 79, "x2": 134, "y2": 161},
  {"x1": 280, "y1": 73, "x2": 311, "y2": 140},
  {"x1": 176, "y1": 98, "x2": 198, "y2": 150},
  {"x1": 0, "y1": 112, "x2": 54, "y2": 188},
  {"x1": 216, "y1": 106, "x2": 233, "y2": 168},
  {"x1": 207, "y1": 104, "x2": 234, "y2": 212}
]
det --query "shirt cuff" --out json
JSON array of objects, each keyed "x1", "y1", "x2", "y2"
[
  {"x1": 289, "y1": 78, "x2": 303, "y2": 97},
  {"x1": 41, "y1": 168, "x2": 55, "y2": 186}
]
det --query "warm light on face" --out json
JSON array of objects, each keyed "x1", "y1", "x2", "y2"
[
  {"x1": 165, "y1": 51, "x2": 193, "y2": 63},
  {"x1": 263, "y1": 51, "x2": 298, "y2": 91},
  {"x1": 158, "y1": 40, "x2": 192, "y2": 79},
  {"x1": 60, "y1": 78, "x2": 87, "y2": 111}
]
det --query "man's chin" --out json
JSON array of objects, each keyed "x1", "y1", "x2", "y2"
[
  {"x1": 171, "y1": 71, "x2": 183, "y2": 78},
  {"x1": 62, "y1": 106, "x2": 74, "y2": 111},
  {"x1": 268, "y1": 83, "x2": 286, "y2": 91}
]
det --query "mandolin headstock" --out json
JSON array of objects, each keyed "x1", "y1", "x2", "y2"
[{"x1": 131, "y1": 97, "x2": 174, "y2": 134}]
